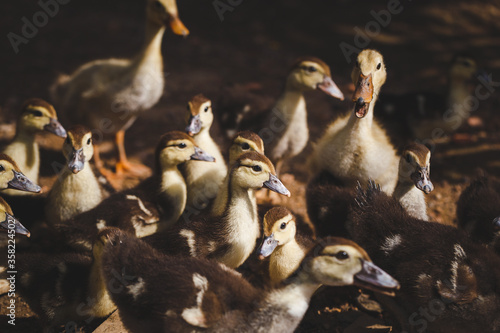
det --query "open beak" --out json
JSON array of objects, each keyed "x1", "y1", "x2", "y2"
[
  {"x1": 44, "y1": 118, "x2": 67, "y2": 138},
  {"x1": 258, "y1": 234, "x2": 279, "y2": 260},
  {"x1": 318, "y1": 76, "x2": 344, "y2": 100},
  {"x1": 263, "y1": 174, "x2": 290, "y2": 197},
  {"x1": 190, "y1": 147, "x2": 215, "y2": 162},
  {"x1": 493, "y1": 216, "x2": 500, "y2": 231},
  {"x1": 185, "y1": 115, "x2": 202, "y2": 136},
  {"x1": 8, "y1": 170, "x2": 41, "y2": 193},
  {"x1": 68, "y1": 148, "x2": 85, "y2": 174},
  {"x1": 413, "y1": 168, "x2": 434, "y2": 194},
  {"x1": 352, "y1": 73, "x2": 373, "y2": 118},
  {"x1": 169, "y1": 15, "x2": 189, "y2": 37},
  {"x1": 354, "y1": 259, "x2": 400, "y2": 296},
  {"x1": 0, "y1": 213, "x2": 30, "y2": 237}
]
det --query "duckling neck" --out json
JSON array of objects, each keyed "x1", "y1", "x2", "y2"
[
  {"x1": 133, "y1": 21, "x2": 165, "y2": 73},
  {"x1": 270, "y1": 239, "x2": 304, "y2": 285},
  {"x1": 393, "y1": 181, "x2": 428, "y2": 221},
  {"x1": 3, "y1": 131, "x2": 39, "y2": 184},
  {"x1": 158, "y1": 166, "x2": 187, "y2": 226},
  {"x1": 211, "y1": 174, "x2": 229, "y2": 217},
  {"x1": 447, "y1": 77, "x2": 470, "y2": 106},
  {"x1": 274, "y1": 84, "x2": 307, "y2": 125},
  {"x1": 88, "y1": 256, "x2": 116, "y2": 317},
  {"x1": 347, "y1": 96, "x2": 376, "y2": 134}
]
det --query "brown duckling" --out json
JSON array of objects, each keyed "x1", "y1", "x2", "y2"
[
  {"x1": 101, "y1": 228, "x2": 399, "y2": 333},
  {"x1": 2, "y1": 98, "x2": 66, "y2": 197},
  {"x1": 349, "y1": 181, "x2": 500, "y2": 333},
  {"x1": 56, "y1": 131, "x2": 214, "y2": 251},
  {"x1": 46, "y1": 125, "x2": 113, "y2": 225},
  {"x1": 145, "y1": 151, "x2": 290, "y2": 269},
  {"x1": 457, "y1": 173, "x2": 500, "y2": 254},
  {"x1": 51, "y1": 0, "x2": 189, "y2": 177}
]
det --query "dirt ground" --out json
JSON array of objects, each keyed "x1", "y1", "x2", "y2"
[{"x1": 0, "y1": 0, "x2": 500, "y2": 332}]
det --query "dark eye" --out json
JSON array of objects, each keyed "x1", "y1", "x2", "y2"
[
  {"x1": 335, "y1": 251, "x2": 349, "y2": 260},
  {"x1": 32, "y1": 110, "x2": 43, "y2": 117},
  {"x1": 204, "y1": 106, "x2": 209, "y2": 112},
  {"x1": 280, "y1": 222, "x2": 286, "y2": 230},
  {"x1": 405, "y1": 154, "x2": 412, "y2": 163},
  {"x1": 307, "y1": 66, "x2": 317, "y2": 72},
  {"x1": 87, "y1": 138, "x2": 92, "y2": 145},
  {"x1": 153, "y1": 1, "x2": 163, "y2": 9},
  {"x1": 179, "y1": 142, "x2": 187, "y2": 149},
  {"x1": 252, "y1": 165, "x2": 262, "y2": 172},
  {"x1": 0, "y1": 165, "x2": 4, "y2": 172},
  {"x1": 241, "y1": 142, "x2": 250, "y2": 150},
  {"x1": 377, "y1": 63, "x2": 381, "y2": 70}
]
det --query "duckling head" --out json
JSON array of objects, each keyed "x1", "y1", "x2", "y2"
[
  {"x1": 185, "y1": 94, "x2": 212, "y2": 136},
  {"x1": 232, "y1": 152, "x2": 290, "y2": 196},
  {"x1": 287, "y1": 57, "x2": 344, "y2": 100},
  {"x1": 0, "y1": 197, "x2": 30, "y2": 237},
  {"x1": 398, "y1": 143, "x2": 433, "y2": 194},
  {"x1": 450, "y1": 55, "x2": 478, "y2": 82},
  {"x1": 147, "y1": 0, "x2": 189, "y2": 36},
  {"x1": 155, "y1": 131, "x2": 215, "y2": 173},
  {"x1": 0, "y1": 153, "x2": 41, "y2": 193},
  {"x1": 229, "y1": 131, "x2": 264, "y2": 165},
  {"x1": 259, "y1": 207, "x2": 296, "y2": 259},
  {"x1": 94, "y1": 227, "x2": 123, "y2": 260},
  {"x1": 299, "y1": 237, "x2": 399, "y2": 295},
  {"x1": 351, "y1": 49, "x2": 386, "y2": 118},
  {"x1": 17, "y1": 98, "x2": 66, "y2": 138},
  {"x1": 62, "y1": 125, "x2": 94, "y2": 174}
]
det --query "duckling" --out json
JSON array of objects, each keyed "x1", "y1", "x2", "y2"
[
  {"x1": 0, "y1": 197, "x2": 30, "y2": 237},
  {"x1": 2, "y1": 98, "x2": 66, "y2": 196},
  {"x1": 0, "y1": 153, "x2": 41, "y2": 193},
  {"x1": 101, "y1": 228, "x2": 399, "y2": 333},
  {"x1": 16, "y1": 228, "x2": 118, "y2": 331},
  {"x1": 309, "y1": 49, "x2": 399, "y2": 194},
  {"x1": 56, "y1": 131, "x2": 214, "y2": 251},
  {"x1": 377, "y1": 55, "x2": 481, "y2": 140},
  {"x1": 183, "y1": 94, "x2": 227, "y2": 210},
  {"x1": 229, "y1": 131, "x2": 265, "y2": 166},
  {"x1": 45, "y1": 125, "x2": 113, "y2": 225},
  {"x1": 145, "y1": 151, "x2": 290, "y2": 269},
  {"x1": 349, "y1": 181, "x2": 500, "y2": 333},
  {"x1": 50, "y1": 0, "x2": 189, "y2": 176},
  {"x1": 258, "y1": 207, "x2": 314, "y2": 286},
  {"x1": 220, "y1": 57, "x2": 344, "y2": 174},
  {"x1": 307, "y1": 143, "x2": 433, "y2": 237},
  {"x1": 456, "y1": 173, "x2": 500, "y2": 254}
]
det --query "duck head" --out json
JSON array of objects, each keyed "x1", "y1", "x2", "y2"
[
  {"x1": 287, "y1": 57, "x2": 344, "y2": 100},
  {"x1": 229, "y1": 131, "x2": 264, "y2": 165},
  {"x1": 185, "y1": 94, "x2": 213, "y2": 136},
  {"x1": 450, "y1": 54, "x2": 479, "y2": 82},
  {"x1": 0, "y1": 154, "x2": 41, "y2": 193},
  {"x1": 62, "y1": 126, "x2": 94, "y2": 174},
  {"x1": 259, "y1": 207, "x2": 296, "y2": 259},
  {"x1": 232, "y1": 152, "x2": 290, "y2": 196},
  {"x1": 147, "y1": 0, "x2": 189, "y2": 36},
  {"x1": 0, "y1": 197, "x2": 30, "y2": 237},
  {"x1": 399, "y1": 143, "x2": 433, "y2": 194},
  {"x1": 17, "y1": 98, "x2": 66, "y2": 138},
  {"x1": 351, "y1": 49, "x2": 386, "y2": 118}
]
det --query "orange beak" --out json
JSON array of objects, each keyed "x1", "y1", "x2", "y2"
[{"x1": 169, "y1": 16, "x2": 189, "y2": 36}]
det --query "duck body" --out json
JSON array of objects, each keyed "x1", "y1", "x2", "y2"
[
  {"x1": 101, "y1": 229, "x2": 399, "y2": 333},
  {"x1": 348, "y1": 182, "x2": 500, "y2": 333}
]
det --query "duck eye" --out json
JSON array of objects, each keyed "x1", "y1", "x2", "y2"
[
  {"x1": 335, "y1": 251, "x2": 349, "y2": 260},
  {"x1": 307, "y1": 66, "x2": 317, "y2": 72},
  {"x1": 179, "y1": 142, "x2": 187, "y2": 149},
  {"x1": 280, "y1": 222, "x2": 286, "y2": 230},
  {"x1": 31, "y1": 110, "x2": 43, "y2": 117},
  {"x1": 252, "y1": 165, "x2": 262, "y2": 172},
  {"x1": 153, "y1": 1, "x2": 163, "y2": 9},
  {"x1": 405, "y1": 154, "x2": 412, "y2": 163},
  {"x1": 241, "y1": 142, "x2": 250, "y2": 150},
  {"x1": 204, "y1": 106, "x2": 209, "y2": 112},
  {"x1": 377, "y1": 63, "x2": 382, "y2": 70},
  {"x1": 0, "y1": 165, "x2": 4, "y2": 172},
  {"x1": 87, "y1": 138, "x2": 92, "y2": 145}
]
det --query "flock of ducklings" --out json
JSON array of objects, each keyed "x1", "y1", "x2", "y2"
[{"x1": 1, "y1": 0, "x2": 500, "y2": 332}]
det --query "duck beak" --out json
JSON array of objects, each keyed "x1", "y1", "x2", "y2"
[
  {"x1": 169, "y1": 15, "x2": 189, "y2": 37},
  {"x1": 475, "y1": 69, "x2": 489, "y2": 82},
  {"x1": 493, "y1": 216, "x2": 500, "y2": 231},
  {"x1": 0, "y1": 213, "x2": 30, "y2": 237},
  {"x1": 190, "y1": 147, "x2": 215, "y2": 162},
  {"x1": 185, "y1": 115, "x2": 202, "y2": 136},
  {"x1": 44, "y1": 118, "x2": 67, "y2": 138},
  {"x1": 8, "y1": 170, "x2": 41, "y2": 193},
  {"x1": 318, "y1": 76, "x2": 344, "y2": 100},
  {"x1": 413, "y1": 168, "x2": 434, "y2": 194},
  {"x1": 354, "y1": 259, "x2": 400, "y2": 296},
  {"x1": 352, "y1": 73, "x2": 373, "y2": 118},
  {"x1": 258, "y1": 234, "x2": 279, "y2": 259},
  {"x1": 68, "y1": 148, "x2": 85, "y2": 174},
  {"x1": 263, "y1": 174, "x2": 290, "y2": 197}
]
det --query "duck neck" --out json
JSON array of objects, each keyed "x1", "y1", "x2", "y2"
[
  {"x1": 89, "y1": 255, "x2": 115, "y2": 317},
  {"x1": 270, "y1": 239, "x2": 304, "y2": 284},
  {"x1": 346, "y1": 95, "x2": 376, "y2": 136},
  {"x1": 211, "y1": 173, "x2": 230, "y2": 217},
  {"x1": 132, "y1": 20, "x2": 165, "y2": 73},
  {"x1": 158, "y1": 165, "x2": 187, "y2": 226},
  {"x1": 447, "y1": 76, "x2": 471, "y2": 107},
  {"x1": 273, "y1": 83, "x2": 307, "y2": 125},
  {"x1": 3, "y1": 130, "x2": 39, "y2": 183},
  {"x1": 393, "y1": 181, "x2": 428, "y2": 220}
]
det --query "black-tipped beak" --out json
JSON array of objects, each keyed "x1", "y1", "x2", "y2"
[
  {"x1": 318, "y1": 75, "x2": 344, "y2": 100},
  {"x1": 0, "y1": 213, "x2": 30, "y2": 237},
  {"x1": 258, "y1": 234, "x2": 279, "y2": 260},
  {"x1": 185, "y1": 115, "x2": 202, "y2": 136},
  {"x1": 190, "y1": 147, "x2": 215, "y2": 162},
  {"x1": 493, "y1": 216, "x2": 500, "y2": 231},
  {"x1": 354, "y1": 260, "x2": 400, "y2": 296},
  {"x1": 8, "y1": 170, "x2": 41, "y2": 193},
  {"x1": 263, "y1": 174, "x2": 290, "y2": 197},
  {"x1": 44, "y1": 118, "x2": 67, "y2": 138},
  {"x1": 414, "y1": 168, "x2": 434, "y2": 194},
  {"x1": 68, "y1": 148, "x2": 85, "y2": 174}
]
